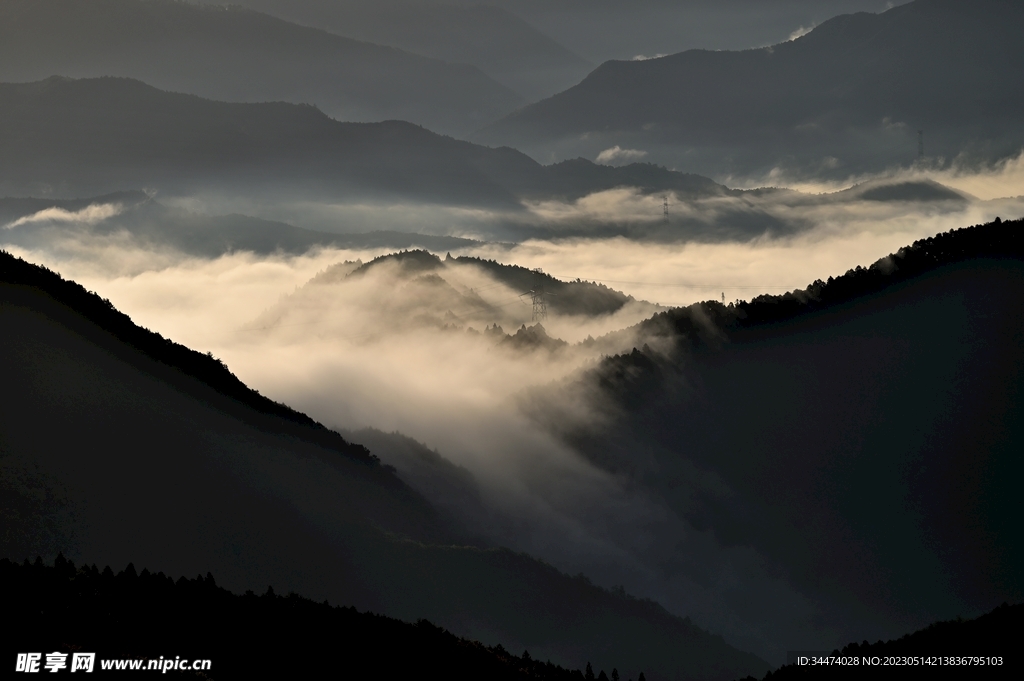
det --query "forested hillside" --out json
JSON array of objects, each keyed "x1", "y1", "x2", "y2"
[
  {"x1": 528, "y1": 218, "x2": 1024, "y2": 654},
  {"x1": 0, "y1": 248, "x2": 768, "y2": 681},
  {"x1": 0, "y1": 555, "x2": 586, "y2": 680}
]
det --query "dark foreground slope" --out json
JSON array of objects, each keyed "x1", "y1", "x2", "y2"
[
  {"x1": 478, "y1": 0, "x2": 1024, "y2": 177},
  {"x1": 0, "y1": 251, "x2": 767, "y2": 681},
  {"x1": 0, "y1": 556, "x2": 586, "y2": 680},
  {"x1": 532, "y1": 218, "x2": 1024, "y2": 653},
  {"x1": 0, "y1": 0, "x2": 521, "y2": 135},
  {"x1": 760, "y1": 606, "x2": 1021, "y2": 680},
  {"x1": 0, "y1": 76, "x2": 728, "y2": 207}
]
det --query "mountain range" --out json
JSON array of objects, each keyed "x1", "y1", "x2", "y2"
[
  {"x1": 2, "y1": 0, "x2": 1021, "y2": 673},
  {"x1": 1, "y1": 75, "x2": 979, "y2": 245},
  {"x1": 199, "y1": 0, "x2": 594, "y2": 102},
  {"x1": 476, "y1": 0, "x2": 1024, "y2": 177},
  {"x1": 0, "y1": 75, "x2": 728, "y2": 208},
  {"x1": 0, "y1": 0, "x2": 521, "y2": 135}
]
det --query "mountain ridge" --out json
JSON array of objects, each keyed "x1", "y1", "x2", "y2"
[
  {"x1": 0, "y1": 0, "x2": 522, "y2": 135},
  {"x1": 199, "y1": 0, "x2": 594, "y2": 101},
  {"x1": 520, "y1": 218, "x2": 1024, "y2": 659},
  {"x1": 0, "y1": 76, "x2": 730, "y2": 208},
  {"x1": 475, "y1": 0, "x2": 1024, "y2": 177},
  {"x1": 0, "y1": 247, "x2": 379, "y2": 465}
]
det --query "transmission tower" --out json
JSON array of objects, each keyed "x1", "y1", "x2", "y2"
[
  {"x1": 530, "y1": 290, "x2": 548, "y2": 321},
  {"x1": 663, "y1": 196, "x2": 669, "y2": 219},
  {"x1": 521, "y1": 284, "x2": 554, "y2": 321}
]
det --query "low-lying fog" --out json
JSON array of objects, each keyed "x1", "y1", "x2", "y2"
[{"x1": 4, "y1": 165, "x2": 1022, "y2": 664}]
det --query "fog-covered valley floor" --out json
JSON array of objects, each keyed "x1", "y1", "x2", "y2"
[{"x1": 4, "y1": 162, "x2": 1022, "y2": 664}]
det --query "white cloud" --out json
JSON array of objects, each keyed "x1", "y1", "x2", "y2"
[
  {"x1": 596, "y1": 146, "x2": 648, "y2": 165},
  {"x1": 4, "y1": 203, "x2": 123, "y2": 229},
  {"x1": 788, "y1": 24, "x2": 815, "y2": 41}
]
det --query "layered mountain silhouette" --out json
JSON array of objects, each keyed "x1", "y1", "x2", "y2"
[
  {"x1": 0, "y1": 76, "x2": 728, "y2": 208},
  {"x1": 525, "y1": 218, "x2": 1024, "y2": 655},
  {"x1": 0, "y1": 0, "x2": 522, "y2": 135},
  {"x1": 477, "y1": 0, "x2": 1024, "y2": 177},
  {"x1": 0, "y1": 248, "x2": 768, "y2": 681},
  {"x1": 202, "y1": 0, "x2": 594, "y2": 102}
]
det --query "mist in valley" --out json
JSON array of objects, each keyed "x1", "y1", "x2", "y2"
[
  {"x1": 2, "y1": 0, "x2": 1022, "y2": 675},
  {"x1": 4, "y1": 156, "x2": 1022, "y2": 663}
]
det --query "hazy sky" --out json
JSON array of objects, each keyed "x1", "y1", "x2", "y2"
[
  {"x1": 212, "y1": 0, "x2": 900, "y2": 63},
  {"x1": 425, "y1": 0, "x2": 898, "y2": 60}
]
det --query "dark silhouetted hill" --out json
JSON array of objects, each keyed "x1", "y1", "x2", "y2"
[
  {"x1": 449, "y1": 254, "x2": 638, "y2": 317},
  {"x1": 351, "y1": 249, "x2": 642, "y2": 318},
  {"x1": 846, "y1": 179, "x2": 969, "y2": 204},
  {"x1": 248, "y1": 249, "x2": 656, "y2": 342},
  {"x1": 540, "y1": 158, "x2": 728, "y2": 202},
  {"x1": 0, "y1": 249, "x2": 769, "y2": 681},
  {"x1": 0, "y1": 245, "x2": 375, "y2": 463},
  {"x1": 0, "y1": 554, "x2": 591, "y2": 680},
  {"x1": 0, "y1": 0, "x2": 522, "y2": 135},
  {"x1": 500, "y1": 323, "x2": 570, "y2": 353},
  {"x1": 0, "y1": 77, "x2": 729, "y2": 208},
  {"x1": 739, "y1": 602, "x2": 1021, "y2": 679},
  {"x1": 527, "y1": 218, "x2": 1024, "y2": 658},
  {"x1": 477, "y1": 0, "x2": 1024, "y2": 177},
  {"x1": 638, "y1": 217, "x2": 1024, "y2": 339}
]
